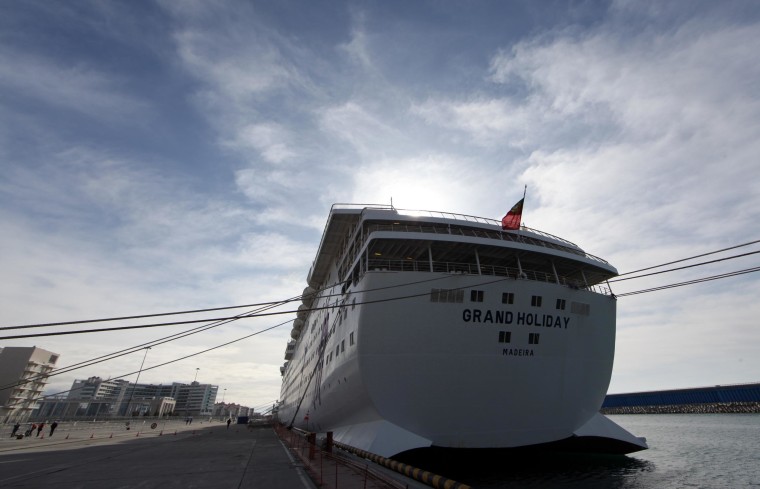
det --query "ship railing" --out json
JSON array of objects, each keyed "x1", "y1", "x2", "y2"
[
  {"x1": 366, "y1": 258, "x2": 613, "y2": 296},
  {"x1": 275, "y1": 423, "x2": 409, "y2": 489},
  {"x1": 361, "y1": 223, "x2": 611, "y2": 267}
]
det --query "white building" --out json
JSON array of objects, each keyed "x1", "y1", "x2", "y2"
[
  {"x1": 0, "y1": 346, "x2": 59, "y2": 423},
  {"x1": 37, "y1": 378, "x2": 218, "y2": 418}
]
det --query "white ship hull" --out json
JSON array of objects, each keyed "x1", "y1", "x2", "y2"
[{"x1": 277, "y1": 205, "x2": 647, "y2": 457}]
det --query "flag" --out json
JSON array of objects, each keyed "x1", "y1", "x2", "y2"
[{"x1": 501, "y1": 198, "x2": 523, "y2": 230}]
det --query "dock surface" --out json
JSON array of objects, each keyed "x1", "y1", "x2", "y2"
[
  {"x1": 0, "y1": 421, "x2": 444, "y2": 489},
  {"x1": 0, "y1": 421, "x2": 315, "y2": 488}
]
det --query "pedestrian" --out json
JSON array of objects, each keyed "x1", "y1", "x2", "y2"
[
  {"x1": 26, "y1": 423, "x2": 36, "y2": 437},
  {"x1": 11, "y1": 423, "x2": 20, "y2": 437},
  {"x1": 189, "y1": 416, "x2": 193, "y2": 425},
  {"x1": 185, "y1": 417, "x2": 189, "y2": 425},
  {"x1": 49, "y1": 421, "x2": 58, "y2": 437},
  {"x1": 36, "y1": 422, "x2": 45, "y2": 437},
  {"x1": 226, "y1": 418, "x2": 231, "y2": 429}
]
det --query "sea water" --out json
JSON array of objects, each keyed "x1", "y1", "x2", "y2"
[{"x1": 452, "y1": 414, "x2": 760, "y2": 488}]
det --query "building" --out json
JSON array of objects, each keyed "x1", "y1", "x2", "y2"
[
  {"x1": 212, "y1": 402, "x2": 252, "y2": 419},
  {"x1": 165, "y1": 381, "x2": 218, "y2": 417},
  {"x1": 33, "y1": 377, "x2": 219, "y2": 419},
  {"x1": 0, "y1": 346, "x2": 59, "y2": 423}
]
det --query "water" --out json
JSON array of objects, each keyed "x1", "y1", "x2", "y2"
[{"x1": 441, "y1": 414, "x2": 760, "y2": 488}]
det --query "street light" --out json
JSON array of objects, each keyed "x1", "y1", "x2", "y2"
[
  {"x1": 124, "y1": 347, "x2": 150, "y2": 417},
  {"x1": 193, "y1": 368, "x2": 199, "y2": 383}
]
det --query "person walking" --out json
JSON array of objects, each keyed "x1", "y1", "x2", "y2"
[
  {"x1": 49, "y1": 421, "x2": 58, "y2": 437},
  {"x1": 226, "y1": 418, "x2": 231, "y2": 429},
  {"x1": 11, "y1": 423, "x2": 20, "y2": 437},
  {"x1": 36, "y1": 422, "x2": 45, "y2": 437}
]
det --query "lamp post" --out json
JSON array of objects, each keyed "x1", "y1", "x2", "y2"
[
  {"x1": 124, "y1": 347, "x2": 150, "y2": 417},
  {"x1": 193, "y1": 368, "x2": 199, "y2": 383},
  {"x1": 223, "y1": 388, "x2": 227, "y2": 420}
]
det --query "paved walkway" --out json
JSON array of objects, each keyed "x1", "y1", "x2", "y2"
[{"x1": 0, "y1": 421, "x2": 315, "y2": 488}]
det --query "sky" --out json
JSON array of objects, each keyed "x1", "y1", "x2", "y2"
[{"x1": 1, "y1": 0, "x2": 760, "y2": 410}]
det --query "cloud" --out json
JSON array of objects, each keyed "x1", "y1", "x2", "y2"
[
  {"x1": 226, "y1": 123, "x2": 297, "y2": 165},
  {"x1": 0, "y1": 49, "x2": 147, "y2": 121}
]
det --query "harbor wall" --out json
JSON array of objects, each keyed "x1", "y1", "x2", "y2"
[{"x1": 601, "y1": 382, "x2": 760, "y2": 414}]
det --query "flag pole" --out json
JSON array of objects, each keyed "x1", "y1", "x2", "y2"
[{"x1": 520, "y1": 185, "x2": 527, "y2": 231}]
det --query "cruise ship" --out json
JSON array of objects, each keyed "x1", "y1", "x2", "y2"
[{"x1": 277, "y1": 204, "x2": 647, "y2": 457}]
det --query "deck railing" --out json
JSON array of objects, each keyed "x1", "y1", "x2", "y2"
[{"x1": 365, "y1": 258, "x2": 613, "y2": 296}]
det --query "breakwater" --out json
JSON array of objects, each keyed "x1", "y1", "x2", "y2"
[
  {"x1": 602, "y1": 382, "x2": 760, "y2": 414},
  {"x1": 601, "y1": 401, "x2": 760, "y2": 415}
]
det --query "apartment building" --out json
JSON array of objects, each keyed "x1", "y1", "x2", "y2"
[{"x1": 0, "y1": 346, "x2": 59, "y2": 422}]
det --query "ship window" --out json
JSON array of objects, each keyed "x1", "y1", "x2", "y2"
[
  {"x1": 341, "y1": 340, "x2": 345, "y2": 352},
  {"x1": 501, "y1": 292, "x2": 514, "y2": 304},
  {"x1": 571, "y1": 302, "x2": 591, "y2": 315},
  {"x1": 336, "y1": 345, "x2": 340, "y2": 356},
  {"x1": 431, "y1": 288, "x2": 464, "y2": 303},
  {"x1": 531, "y1": 295, "x2": 542, "y2": 307},
  {"x1": 470, "y1": 290, "x2": 484, "y2": 302},
  {"x1": 556, "y1": 299, "x2": 566, "y2": 310},
  {"x1": 350, "y1": 332, "x2": 354, "y2": 346},
  {"x1": 529, "y1": 333, "x2": 540, "y2": 344},
  {"x1": 430, "y1": 289, "x2": 440, "y2": 302},
  {"x1": 498, "y1": 331, "x2": 511, "y2": 343}
]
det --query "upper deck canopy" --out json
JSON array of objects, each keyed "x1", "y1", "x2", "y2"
[{"x1": 306, "y1": 204, "x2": 617, "y2": 288}]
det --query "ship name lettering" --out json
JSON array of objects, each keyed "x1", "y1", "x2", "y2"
[
  {"x1": 462, "y1": 309, "x2": 513, "y2": 324},
  {"x1": 502, "y1": 348, "x2": 534, "y2": 357},
  {"x1": 463, "y1": 309, "x2": 570, "y2": 329}
]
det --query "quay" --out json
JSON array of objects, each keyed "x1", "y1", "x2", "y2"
[{"x1": 0, "y1": 419, "x2": 467, "y2": 489}]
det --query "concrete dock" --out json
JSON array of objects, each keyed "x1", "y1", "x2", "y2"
[
  {"x1": 0, "y1": 420, "x2": 447, "y2": 488},
  {"x1": 0, "y1": 420, "x2": 316, "y2": 488}
]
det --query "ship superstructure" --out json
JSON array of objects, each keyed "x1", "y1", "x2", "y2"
[{"x1": 277, "y1": 204, "x2": 646, "y2": 456}]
